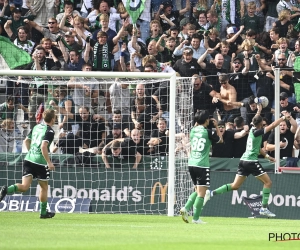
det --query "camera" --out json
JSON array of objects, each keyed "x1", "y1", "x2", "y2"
[
  {"x1": 204, "y1": 30, "x2": 210, "y2": 36},
  {"x1": 207, "y1": 119, "x2": 215, "y2": 129},
  {"x1": 185, "y1": 37, "x2": 191, "y2": 46},
  {"x1": 163, "y1": 31, "x2": 170, "y2": 37},
  {"x1": 198, "y1": 29, "x2": 210, "y2": 36}
]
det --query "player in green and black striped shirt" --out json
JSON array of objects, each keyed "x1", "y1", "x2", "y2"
[
  {"x1": 203, "y1": 112, "x2": 292, "y2": 217},
  {"x1": 0, "y1": 109, "x2": 56, "y2": 219},
  {"x1": 180, "y1": 110, "x2": 223, "y2": 224}
]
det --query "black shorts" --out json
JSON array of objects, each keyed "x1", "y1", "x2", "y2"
[
  {"x1": 237, "y1": 160, "x2": 266, "y2": 177},
  {"x1": 188, "y1": 166, "x2": 210, "y2": 187},
  {"x1": 23, "y1": 160, "x2": 50, "y2": 181}
]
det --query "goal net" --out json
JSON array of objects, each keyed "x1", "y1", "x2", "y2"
[{"x1": 0, "y1": 70, "x2": 195, "y2": 216}]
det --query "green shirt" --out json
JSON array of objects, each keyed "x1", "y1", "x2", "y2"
[
  {"x1": 241, "y1": 14, "x2": 261, "y2": 33},
  {"x1": 25, "y1": 124, "x2": 55, "y2": 165},
  {"x1": 0, "y1": 102, "x2": 17, "y2": 121},
  {"x1": 241, "y1": 127, "x2": 264, "y2": 161},
  {"x1": 267, "y1": 0, "x2": 279, "y2": 18},
  {"x1": 3, "y1": 16, "x2": 36, "y2": 35},
  {"x1": 188, "y1": 125, "x2": 220, "y2": 168}
]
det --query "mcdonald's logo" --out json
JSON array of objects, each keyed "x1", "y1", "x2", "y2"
[{"x1": 150, "y1": 182, "x2": 168, "y2": 204}]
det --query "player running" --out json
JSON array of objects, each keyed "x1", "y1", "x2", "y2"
[
  {"x1": 180, "y1": 110, "x2": 223, "y2": 224},
  {"x1": 203, "y1": 112, "x2": 293, "y2": 217},
  {"x1": 0, "y1": 109, "x2": 56, "y2": 219}
]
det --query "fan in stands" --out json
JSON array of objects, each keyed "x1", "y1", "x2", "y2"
[{"x1": 254, "y1": 96, "x2": 269, "y2": 108}]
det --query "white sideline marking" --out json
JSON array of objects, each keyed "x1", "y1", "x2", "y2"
[{"x1": 53, "y1": 224, "x2": 153, "y2": 228}]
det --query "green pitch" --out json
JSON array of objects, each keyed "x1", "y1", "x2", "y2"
[{"x1": 1, "y1": 213, "x2": 300, "y2": 250}]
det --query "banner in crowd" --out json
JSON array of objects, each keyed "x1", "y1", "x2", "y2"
[
  {"x1": 125, "y1": 0, "x2": 146, "y2": 24},
  {"x1": 0, "y1": 36, "x2": 32, "y2": 70}
]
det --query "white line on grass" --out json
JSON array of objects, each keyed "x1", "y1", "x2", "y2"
[{"x1": 52, "y1": 224, "x2": 153, "y2": 228}]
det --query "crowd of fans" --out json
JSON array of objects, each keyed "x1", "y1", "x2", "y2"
[{"x1": 1, "y1": 0, "x2": 300, "y2": 167}]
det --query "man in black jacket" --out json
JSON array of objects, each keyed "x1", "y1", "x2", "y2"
[
  {"x1": 53, "y1": 122, "x2": 82, "y2": 155},
  {"x1": 173, "y1": 47, "x2": 201, "y2": 77}
]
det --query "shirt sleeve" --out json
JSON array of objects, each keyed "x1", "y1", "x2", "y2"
[
  {"x1": 253, "y1": 128, "x2": 265, "y2": 137},
  {"x1": 0, "y1": 103, "x2": 5, "y2": 113},
  {"x1": 26, "y1": 129, "x2": 33, "y2": 140},
  {"x1": 26, "y1": 15, "x2": 36, "y2": 21},
  {"x1": 58, "y1": 137, "x2": 66, "y2": 148},
  {"x1": 150, "y1": 129, "x2": 158, "y2": 138},
  {"x1": 90, "y1": 38, "x2": 97, "y2": 47},
  {"x1": 105, "y1": 147, "x2": 112, "y2": 156},
  {"x1": 267, "y1": 131, "x2": 275, "y2": 144},
  {"x1": 208, "y1": 129, "x2": 221, "y2": 143},
  {"x1": 173, "y1": 47, "x2": 183, "y2": 56},
  {"x1": 43, "y1": 128, "x2": 55, "y2": 144},
  {"x1": 87, "y1": 10, "x2": 98, "y2": 24},
  {"x1": 110, "y1": 12, "x2": 121, "y2": 22},
  {"x1": 131, "y1": 98, "x2": 137, "y2": 113},
  {"x1": 172, "y1": 61, "x2": 179, "y2": 72}
]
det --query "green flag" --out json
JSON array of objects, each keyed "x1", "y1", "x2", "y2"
[
  {"x1": 0, "y1": 36, "x2": 32, "y2": 69},
  {"x1": 125, "y1": 0, "x2": 146, "y2": 24}
]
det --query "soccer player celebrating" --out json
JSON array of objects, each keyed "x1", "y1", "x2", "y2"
[
  {"x1": 0, "y1": 109, "x2": 56, "y2": 219},
  {"x1": 180, "y1": 110, "x2": 223, "y2": 224},
  {"x1": 203, "y1": 113, "x2": 292, "y2": 217}
]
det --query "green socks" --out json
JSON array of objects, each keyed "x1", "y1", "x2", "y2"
[
  {"x1": 193, "y1": 197, "x2": 204, "y2": 221},
  {"x1": 214, "y1": 184, "x2": 233, "y2": 195},
  {"x1": 7, "y1": 184, "x2": 18, "y2": 194},
  {"x1": 40, "y1": 202, "x2": 47, "y2": 215},
  {"x1": 262, "y1": 188, "x2": 270, "y2": 208},
  {"x1": 185, "y1": 192, "x2": 197, "y2": 210}
]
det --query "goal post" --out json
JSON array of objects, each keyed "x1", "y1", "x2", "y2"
[{"x1": 0, "y1": 69, "x2": 179, "y2": 216}]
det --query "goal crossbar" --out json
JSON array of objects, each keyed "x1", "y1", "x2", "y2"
[{"x1": 0, "y1": 70, "x2": 175, "y2": 80}]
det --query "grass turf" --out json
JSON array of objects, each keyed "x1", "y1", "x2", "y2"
[{"x1": 0, "y1": 213, "x2": 300, "y2": 250}]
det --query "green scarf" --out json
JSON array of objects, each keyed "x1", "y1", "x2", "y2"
[
  {"x1": 225, "y1": 0, "x2": 241, "y2": 24},
  {"x1": 294, "y1": 17, "x2": 300, "y2": 31},
  {"x1": 93, "y1": 42, "x2": 110, "y2": 70},
  {"x1": 215, "y1": 3, "x2": 221, "y2": 14},
  {"x1": 156, "y1": 61, "x2": 162, "y2": 72},
  {"x1": 225, "y1": 0, "x2": 231, "y2": 23},
  {"x1": 216, "y1": 17, "x2": 222, "y2": 34}
]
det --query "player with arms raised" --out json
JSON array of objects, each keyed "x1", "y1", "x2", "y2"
[
  {"x1": 0, "y1": 109, "x2": 56, "y2": 219},
  {"x1": 204, "y1": 112, "x2": 292, "y2": 217},
  {"x1": 180, "y1": 110, "x2": 223, "y2": 224}
]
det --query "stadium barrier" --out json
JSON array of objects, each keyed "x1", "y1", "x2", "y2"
[
  {"x1": 0, "y1": 153, "x2": 287, "y2": 170},
  {"x1": 2, "y1": 153, "x2": 299, "y2": 219}
]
